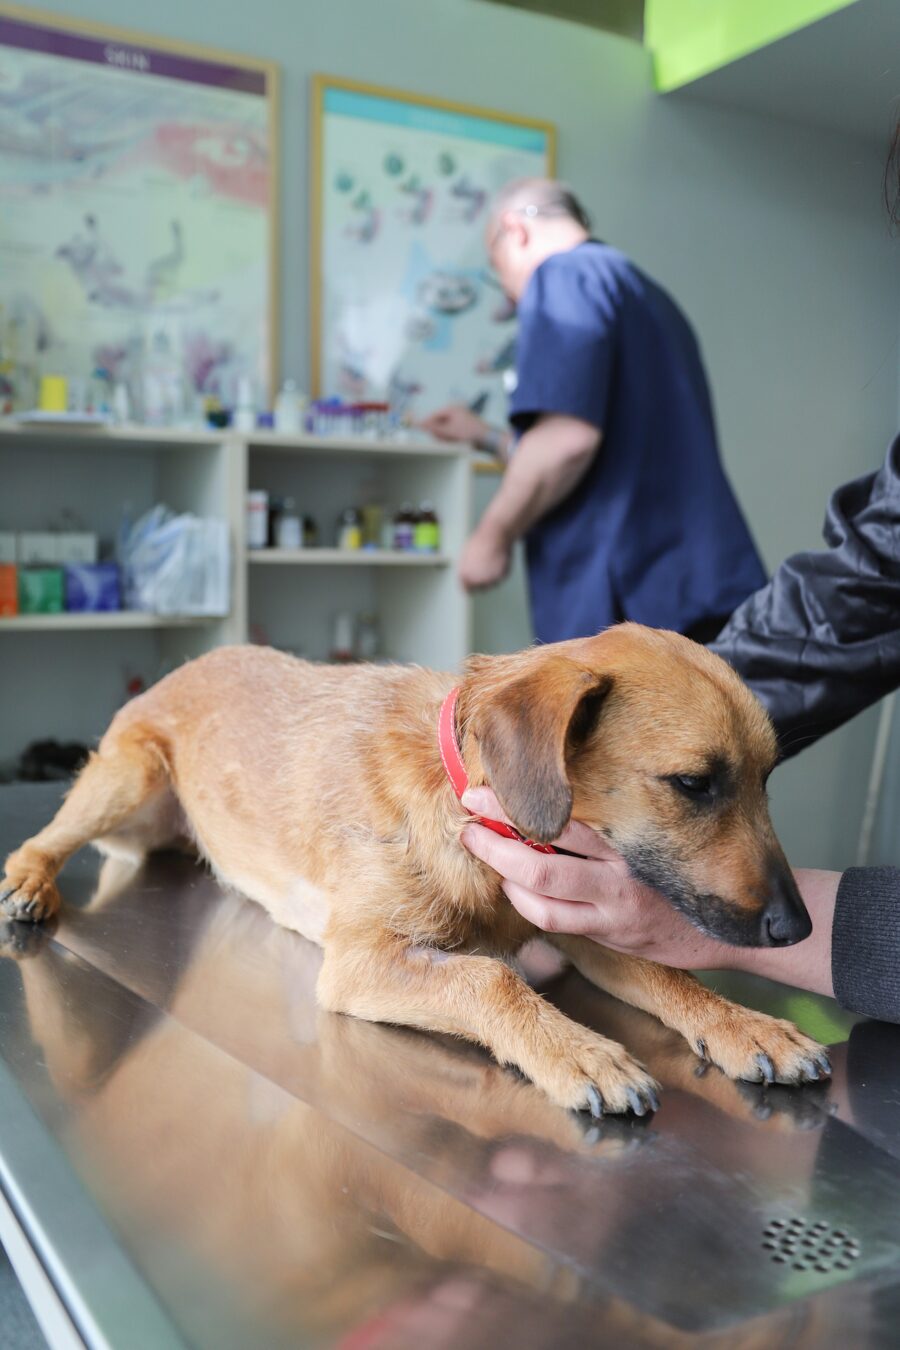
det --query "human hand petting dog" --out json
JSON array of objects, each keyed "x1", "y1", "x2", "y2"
[{"x1": 460, "y1": 786, "x2": 838, "y2": 997}]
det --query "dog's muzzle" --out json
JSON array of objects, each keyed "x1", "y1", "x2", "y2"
[{"x1": 759, "y1": 868, "x2": 813, "y2": 946}]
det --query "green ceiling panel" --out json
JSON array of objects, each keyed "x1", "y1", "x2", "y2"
[{"x1": 645, "y1": 0, "x2": 859, "y2": 91}]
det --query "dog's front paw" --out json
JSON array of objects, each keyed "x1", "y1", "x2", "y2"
[
  {"x1": 0, "y1": 864, "x2": 61, "y2": 924},
  {"x1": 539, "y1": 1032, "x2": 661, "y2": 1117},
  {"x1": 0, "y1": 917, "x2": 55, "y2": 961},
  {"x1": 694, "y1": 1008, "x2": 831, "y2": 1086}
]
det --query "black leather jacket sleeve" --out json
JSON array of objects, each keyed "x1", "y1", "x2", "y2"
[{"x1": 711, "y1": 434, "x2": 900, "y2": 759}]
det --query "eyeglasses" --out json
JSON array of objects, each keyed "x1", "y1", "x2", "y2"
[{"x1": 486, "y1": 202, "x2": 584, "y2": 260}]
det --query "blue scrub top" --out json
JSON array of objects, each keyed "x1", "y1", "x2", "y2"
[{"x1": 509, "y1": 241, "x2": 767, "y2": 644}]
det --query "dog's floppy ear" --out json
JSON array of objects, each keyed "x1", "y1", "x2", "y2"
[{"x1": 475, "y1": 659, "x2": 612, "y2": 844}]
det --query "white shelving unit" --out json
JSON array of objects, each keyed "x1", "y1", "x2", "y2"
[
  {"x1": 244, "y1": 430, "x2": 470, "y2": 672},
  {"x1": 247, "y1": 548, "x2": 451, "y2": 567},
  {"x1": 0, "y1": 613, "x2": 223, "y2": 632},
  {"x1": 0, "y1": 423, "x2": 471, "y2": 761}
]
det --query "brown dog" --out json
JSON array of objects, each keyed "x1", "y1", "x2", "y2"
[{"x1": 0, "y1": 624, "x2": 829, "y2": 1115}]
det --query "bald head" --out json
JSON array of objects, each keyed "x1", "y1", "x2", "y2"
[
  {"x1": 485, "y1": 178, "x2": 591, "y2": 301},
  {"x1": 488, "y1": 178, "x2": 591, "y2": 233}
]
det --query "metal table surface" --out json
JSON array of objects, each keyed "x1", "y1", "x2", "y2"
[{"x1": 2, "y1": 784, "x2": 900, "y2": 1349}]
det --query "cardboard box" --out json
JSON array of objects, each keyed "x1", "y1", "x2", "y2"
[
  {"x1": 64, "y1": 562, "x2": 120, "y2": 612},
  {"x1": 19, "y1": 567, "x2": 64, "y2": 614},
  {"x1": 17, "y1": 532, "x2": 59, "y2": 565},
  {"x1": 57, "y1": 532, "x2": 98, "y2": 565},
  {"x1": 0, "y1": 532, "x2": 15, "y2": 564},
  {"x1": 0, "y1": 564, "x2": 17, "y2": 616}
]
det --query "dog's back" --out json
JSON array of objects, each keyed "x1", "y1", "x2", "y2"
[{"x1": 102, "y1": 646, "x2": 455, "y2": 940}]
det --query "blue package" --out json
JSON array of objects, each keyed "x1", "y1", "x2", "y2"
[{"x1": 64, "y1": 562, "x2": 121, "y2": 612}]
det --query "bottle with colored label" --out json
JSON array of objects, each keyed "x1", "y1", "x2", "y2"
[
  {"x1": 414, "y1": 500, "x2": 440, "y2": 553},
  {"x1": 338, "y1": 507, "x2": 363, "y2": 550},
  {"x1": 392, "y1": 503, "x2": 415, "y2": 551}
]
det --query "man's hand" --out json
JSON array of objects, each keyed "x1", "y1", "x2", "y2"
[
  {"x1": 458, "y1": 786, "x2": 735, "y2": 968},
  {"x1": 458, "y1": 527, "x2": 512, "y2": 592},
  {"x1": 418, "y1": 404, "x2": 492, "y2": 446}
]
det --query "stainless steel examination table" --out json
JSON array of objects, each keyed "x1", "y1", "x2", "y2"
[{"x1": 2, "y1": 784, "x2": 900, "y2": 1349}]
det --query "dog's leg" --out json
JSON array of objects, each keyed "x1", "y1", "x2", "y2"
[
  {"x1": 1, "y1": 732, "x2": 165, "y2": 922},
  {"x1": 317, "y1": 934, "x2": 660, "y2": 1116},
  {"x1": 549, "y1": 936, "x2": 830, "y2": 1086}
]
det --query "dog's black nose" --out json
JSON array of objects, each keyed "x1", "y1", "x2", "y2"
[{"x1": 761, "y1": 871, "x2": 813, "y2": 946}]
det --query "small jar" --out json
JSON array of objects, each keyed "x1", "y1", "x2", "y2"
[
  {"x1": 414, "y1": 500, "x2": 440, "y2": 553},
  {"x1": 392, "y1": 503, "x2": 415, "y2": 551}
]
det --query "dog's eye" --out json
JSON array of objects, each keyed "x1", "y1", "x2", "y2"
[{"x1": 669, "y1": 773, "x2": 714, "y2": 799}]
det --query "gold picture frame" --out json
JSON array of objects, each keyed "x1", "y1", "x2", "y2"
[
  {"x1": 310, "y1": 74, "x2": 555, "y2": 429},
  {"x1": 0, "y1": 3, "x2": 280, "y2": 404}
]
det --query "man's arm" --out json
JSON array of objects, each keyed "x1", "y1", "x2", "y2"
[
  {"x1": 416, "y1": 405, "x2": 512, "y2": 462},
  {"x1": 459, "y1": 414, "x2": 600, "y2": 591},
  {"x1": 712, "y1": 434, "x2": 900, "y2": 757},
  {"x1": 481, "y1": 414, "x2": 600, "y2": 537}
]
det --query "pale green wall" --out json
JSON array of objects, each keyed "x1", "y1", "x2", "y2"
[
  {"x1": 22, "y1": 0, "x2": 900, "y2": 872},
  {"x1": 645, "y1": 0, "x2": 859, "y2": 91}
]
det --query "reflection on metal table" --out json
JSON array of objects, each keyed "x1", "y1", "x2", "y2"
[{"x1": 2, "y1": 783, "x2": 900, "y2": 1348}]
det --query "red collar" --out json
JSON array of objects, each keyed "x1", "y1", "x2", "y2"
[{"x1": 438, "y1": 687, "x2": 557, "y2": 854}]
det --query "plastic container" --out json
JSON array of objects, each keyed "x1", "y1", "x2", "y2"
[
  {"x1": 361, "y1": 503, "x2": 383, "y2": 550},
  {"x1": 0, "y1": 564, "x2": 17, "y2": 616},
  {"x1": 331, "y1": 611, "x2": 355, "y2": 662},
  {"x1": 19, "y1": 567, "x2": 64, "y2": 613},
  {"x1": 233, "y1": 375, "x2": 257, "y2": 433},
  {"x1": 274, "y1": 379, "x2": 306, "y2": 435},
  {"x1": 247, "y1": 490, "x2": 269, "y2": 550},
  {"x1": 337, "y1": 508, "x2": 363, "y2": 550},
  {"x1": 275, "y1": 498, "x2": 303, "y2": 550},
  {"x1": 64, "y1": 562, "x2": 121, "y2": 612}
]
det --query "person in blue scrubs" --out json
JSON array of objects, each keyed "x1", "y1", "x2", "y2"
[{"x1": 421, "y1": 179, "x2": 766, "y2": 644}]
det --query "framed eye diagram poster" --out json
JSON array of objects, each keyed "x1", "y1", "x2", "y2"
[
  {"x1": 311, "y1": 75, "x2": 555, "y2": 424},
  {"x1": 0, "y1": 4, "x2": 279, "y2": 413}
]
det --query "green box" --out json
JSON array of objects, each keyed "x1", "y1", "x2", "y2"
[{"x1": 19, "y1": 567, "x2": 65, "y2": 614}]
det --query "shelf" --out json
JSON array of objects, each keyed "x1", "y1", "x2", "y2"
[
  {"x1": 0, "y1": 421, "x2": 226, "y2": 452},
  {"x1": 248, "y1": 549, "x2": 451, "y2": 567},
  {"x1": 0, "y1": 421, "x2": 470, "y2": 460},
  {"x1": 247, "y1": 431, "x2": 467, "y2": 458},
  {"x1": 0, "y1": 612, "x2": 225, "y2": 632}
]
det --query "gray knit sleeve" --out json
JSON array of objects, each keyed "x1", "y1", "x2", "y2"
[{"x1": 832, "y1": 867, "x2": 900, "y2": 1022}]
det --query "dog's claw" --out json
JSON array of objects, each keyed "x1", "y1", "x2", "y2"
[
  {"x1": 646, "y1": 1087, "x2": 660, "y2": 1114},
  {"x1": 695, "y1": 1038, "x2": 708, "y2": 1061},
  {"x1": 756, "y1": 1053, "x2": 776, "y2": 1084},
  {"x1": 586, "y1": 1085, "x2": 604, "y2": 1119},
  {"x1": 816, "y1": 1053, "x2": 832, "y2": 1077},
  {"x1": 800, "y1": 1058, "x2": 820, "y2": 1082},
  {"x1": 0, "y1": 888, "x2": 14, "y2": 906},
  {"x1": 582, "y1": 1125, "x2": 602, "y2": 1145},
  {"x1": 626, "y1": 1087, "x2": 647, "y2": 1117}
]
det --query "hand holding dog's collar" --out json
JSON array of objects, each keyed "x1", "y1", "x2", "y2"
[{"x1": 438, "y1": 687, "x2": 557, "y2": 855}]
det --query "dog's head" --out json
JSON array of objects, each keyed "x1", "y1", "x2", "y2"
[{"x1": 462, "y1": 624, "x2": 811, "y2": 948}]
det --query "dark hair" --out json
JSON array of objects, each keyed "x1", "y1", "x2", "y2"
[
  {"x1": 886, "y1": 115, "x2": 900, "y2": 232},
  {"x1": 552, "y1": 186, "x2": 592, "y2": 233}
]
